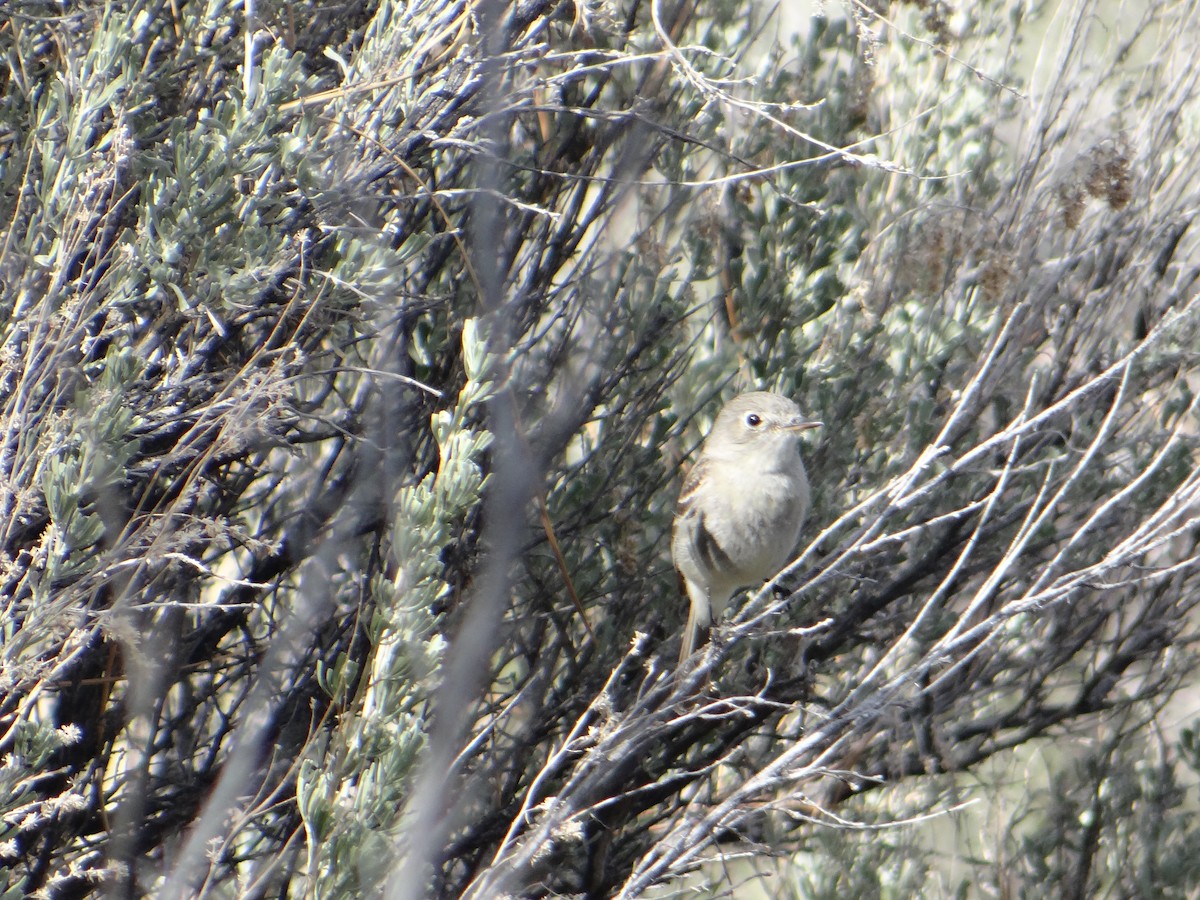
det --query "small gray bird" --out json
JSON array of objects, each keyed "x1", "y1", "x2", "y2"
[{"x1": 672, "y1": 391, "x2": 820, "y2": 664}]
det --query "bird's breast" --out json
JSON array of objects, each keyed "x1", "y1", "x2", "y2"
[{"x1": 699, "y1": 462, "x2": 810, "y2": 580}]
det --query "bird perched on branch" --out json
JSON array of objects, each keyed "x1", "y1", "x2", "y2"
[{"x1": 672, "y1": 391, "x2": 820, "y2": 664}]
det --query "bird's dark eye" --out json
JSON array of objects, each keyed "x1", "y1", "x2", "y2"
[{"x1": 745, "y1": 413, "x2": 762, "y2": 427}]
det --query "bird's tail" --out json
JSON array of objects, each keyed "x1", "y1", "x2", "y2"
[{"x1": 678, "y1": 605, "x2": 710, "y2": 666}]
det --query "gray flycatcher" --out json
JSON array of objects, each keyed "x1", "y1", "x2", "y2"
[{"x1": 672, "y1": 391, "x2": 820, "y2": 663}]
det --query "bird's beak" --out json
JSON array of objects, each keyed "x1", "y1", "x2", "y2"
[{"x1": 784, "y1": 419, "x2": 822, "y2": 432}]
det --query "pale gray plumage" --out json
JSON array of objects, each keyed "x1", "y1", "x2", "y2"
[{"x1": 672, "y1": 391, "x2": 819, "y2": 664}]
